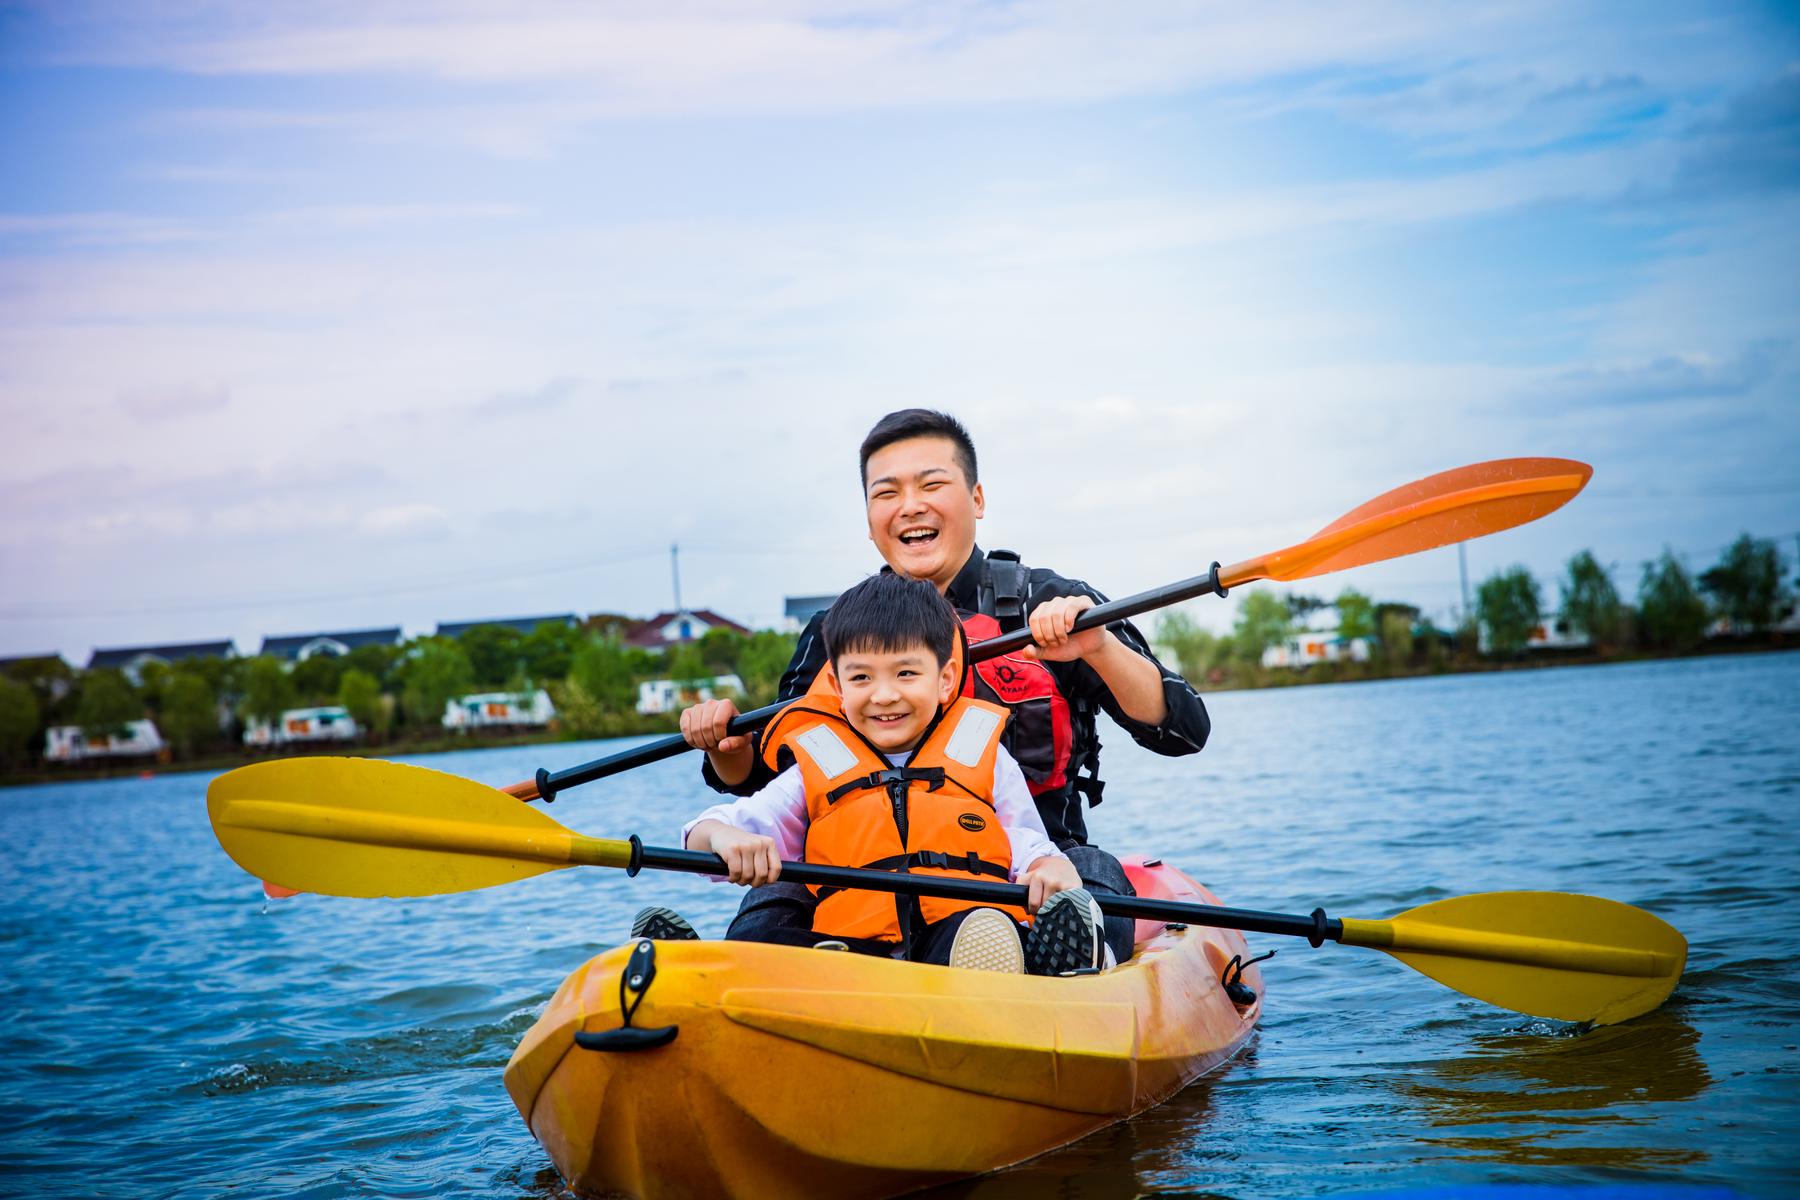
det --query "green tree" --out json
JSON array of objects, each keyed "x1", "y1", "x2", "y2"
[
  {"x1": 569, "y1": 637, "x2": 636, "y2": 713},
  {"x1": 1283, "y1": 594, "x2": 1328, "y2": 622},
  {"x1": 1, "y1": 656, "x2": 76, "y2": 725},
  {"x1": 520, "y1": 623, "x2": 581, "y2": 683},
  {"x1": 459, "y1": 624, "x2": 526, "y2": 687},
  {"x1": 1476, "y1": 566, "x2": 1542, "y2": 657},
  {"x1": 159, "y1": 671, "x2": 218, "y2": 758},
  {"x1": 1334, "y1": 589, "x2": 1376, "y2": 641},
  {"x1": 736, "y1": 630, "x2": 798, "y2": 707},
  {"x1": 667, "y1": 641, "x2": 709, "y2": 687},
  {"x1": 345, "y1": 643, "x2": 402, "y2": 688},
  {"x1": 1560, "y1": 550, "x2": 1624, "y2": 646},
  {"x1": 77, "y1": 669, "x2": 142, "y2": 739},
  {"x1": 1379, "y1": 610, "x2": 1415, "y2": 667},
  {"x1": 0, "y1": 675, "x2": 40, "y2": 766},
  {"x1": 290, "y1": 653, "x2": 346, "y2": 702},
  {"x1": 337, "y1": 668, "x2": 388, "y2": 739},
  {"x1": 1699, "y1": 534, "x2": 1788, "y2": 632},
  {"x1": 1155, "y1": 610, "x2": 1219, "y2": 682},
  {"x1": 698, "y1": 628, "x2": 747, "y2": 676},
  {"x1": 1638, "y1": 549, "x2": 1710, "y2": 650},
  {"x1": 1232, "y1": 589, "x2": 1292, "y2": 663},
  {"x1": 238, "y1": 656, "x2": 296, "y2": 727},
  {"x1": 400, "y1": 640, "x2": 475, "y2": 728}
]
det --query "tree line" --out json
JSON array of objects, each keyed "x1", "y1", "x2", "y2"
[
  {"x1": 1155, "y1": 533, "x2": 1796, "y2": 687},
  {"x1": 0, "y1": 623, "x2": 798, "y2": 772}
]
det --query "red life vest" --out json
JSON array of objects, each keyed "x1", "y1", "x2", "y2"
[
  {"x1": 759, "y1": 651, "x2": 1025, "y2": 944},
  {"x1": 961, "y1": 610, "x2": 1074, "y2": 796}
]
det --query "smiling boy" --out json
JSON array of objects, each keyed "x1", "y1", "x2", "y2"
[{"x1": 646, "y1": 572, "x2": 1103, "y2": 974}]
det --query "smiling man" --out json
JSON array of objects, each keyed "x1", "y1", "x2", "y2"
[{"x1": 682, "y1": 408, "x2": 1211, "y2": 964}]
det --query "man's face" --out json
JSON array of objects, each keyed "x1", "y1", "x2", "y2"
[{"x1": 864, "y1": 435, "x2": 984, "y2": 591}]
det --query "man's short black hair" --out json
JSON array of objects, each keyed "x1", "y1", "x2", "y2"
[
  {"x1": 824, "y1": 572, "x2": 958, "y2": 668},
  {"x1": 858, "y1": 409, "x2": 979, "y2": 490}
]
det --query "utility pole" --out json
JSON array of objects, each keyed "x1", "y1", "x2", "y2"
[
  {"x1": 1458, "y1": 543, "x2": 1471, "y2": 624},
  {"x1": 671, "y1": 542, "x2": 682, "y2": 614}
]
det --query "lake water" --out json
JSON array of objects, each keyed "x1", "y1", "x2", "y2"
[{"x1": 2, "y1": 652, "x2": 1796, "y2": 1199}]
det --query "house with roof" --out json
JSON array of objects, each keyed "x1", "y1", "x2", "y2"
[
  {"x1": 783, "y1": 594, "x2": 838, "y2": 632},
  {"x1": 623, "y1": 609, "x2": 752, "y2": 650},
  {"x1": 88, "y1": 640, "x2": 235, "y2": 685},
  {"x1": 259, "y1": 627, "x2": 403, "y2": 663},
  {"x1": 243, "y1": 706, "x2": 362, "y2": 748},
  {"x1": 45, "y1": 719, "x2": 166, "y2": 762},
  {"x1": 436, "y1": 614, "x2": 580, "y2": 640}
]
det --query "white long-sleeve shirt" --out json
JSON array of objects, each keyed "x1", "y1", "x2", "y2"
[{"x1": 680, "y1": 744, "x2": 1066, "y2": 883}]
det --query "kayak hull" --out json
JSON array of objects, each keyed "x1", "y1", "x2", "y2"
[{"x1": 505, "y1": 857, "x2": 1262, "y2": 1199}]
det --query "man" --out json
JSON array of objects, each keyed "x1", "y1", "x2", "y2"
[{"x1": 681, "y1": 409, "x2": 1210, "y2": 964}]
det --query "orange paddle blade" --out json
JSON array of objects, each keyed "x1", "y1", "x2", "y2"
[{"x1": 1221, "y1": 457, "x2": 1592, "y2": 586}]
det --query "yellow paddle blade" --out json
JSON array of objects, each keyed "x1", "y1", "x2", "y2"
[
  {"x1": 1339, "y1": 891, "x2": 1687, "y2": 1025},
  {"x1": 207, "y1": 758, "x2": 633, "y2": 898},
  {"x1": 1222, "y1": 457, "x2": 1593, "y2": 586}
]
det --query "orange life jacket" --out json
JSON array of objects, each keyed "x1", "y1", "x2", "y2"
[{"x1": 759, "y1": 638, "x2": 1024, "y2": 944}]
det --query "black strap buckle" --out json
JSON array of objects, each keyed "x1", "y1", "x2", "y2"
[{"x1": 575, "y1": 939, "x2": 679, "y2": 1053}]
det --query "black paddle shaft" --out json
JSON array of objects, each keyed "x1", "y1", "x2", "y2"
[
  {"x1": 533, "y1": 562, "x2": 1229, "y2": 801},
  {"x1": 629, "y1": 837, "x2": 1343, "y2": 946}
]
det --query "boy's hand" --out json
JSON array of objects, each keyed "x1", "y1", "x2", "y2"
[
  {"x1": 1022, "y1": 594, "x2": 1109, "y2": 663},
  {"x1": 708, "y1": 825, "x2": 783, "y2": 887},
  {"x1": 1019, "y1": 853, "x2": 1082, "y2": 914}
]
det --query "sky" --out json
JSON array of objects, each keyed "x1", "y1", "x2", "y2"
[{"x1": 2, "y1": 1, "x2": 1797, "y2": 663}]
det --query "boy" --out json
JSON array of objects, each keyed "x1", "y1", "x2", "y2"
[{"x1": 635, "y1": 572, "x2": 1107, "y2": 975}]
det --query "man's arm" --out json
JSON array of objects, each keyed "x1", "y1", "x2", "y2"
[
  {"x1": 1030, "y1": 575, "x2": 1210, "y2": 757},
  {"x1": 696, "y1": 610, "x2": 828, "y2": 795}
]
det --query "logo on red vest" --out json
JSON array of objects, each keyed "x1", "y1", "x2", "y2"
[{"x1": 957, "y1": 812, "x2": 987, "y2": 832}]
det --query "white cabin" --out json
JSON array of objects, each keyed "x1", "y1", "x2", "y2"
[
  {"x1": 442, "y1": 689, "x2": 557, "y2": 731},
  {"x1": 45, "y1": 719, "x2": 166, "y2": 762},
  {"x1": 636, "y1": 674, "x2": 745, "y2": 716},
  {"x1": 1262, "y1": 630, "x2": 1373, "y2": 669},
  {"x1": 1477, "y1": 618, "x2": 1593, "y2": 655},
  {"x1": 243, "y1": 706, "x2": 362, "y2": 747}
]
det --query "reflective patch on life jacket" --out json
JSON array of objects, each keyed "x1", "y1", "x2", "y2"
[
  {"x1": 793, "y1": 723, "x2": 859, "y2": 780},
  {"x1": 942, "y1": 703, "x2": 1002, "y2": 768}
]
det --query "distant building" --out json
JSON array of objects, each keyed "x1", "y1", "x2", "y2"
[
  {"x1": 637, "y1": 674, "x2": 745, "y2": 715},
  {"x1": 442, "y1": 689, "x2": 557, "y2": 731},
  {"x1": 784, "y1": 594, "x2": 838, "y2": 632},
  {"x1": 436, "y1": 614, "x2": 580, "y2": 640},
  {"x1": 88, "y1": 640, "x2": 234, "y2": 685},
  {"x1": 1477, "y1": 618, "x2": 1591, "y2": 655},
  {"x1": 1262, "y1": 628, "x2": 1374, "y2": 670},
  {"x1": 243, "y1": 706, "x2": 362, "y2": 748},
  {"x1": 45, "y1": 719, "x2": 166, "y2": 762},
  {"x1": 259, "y1": 627, "x2": 402, "y2": 663},
  {"x1": 624, "y1": 609, "x2": 752, "y2": 650},
  {"x1": 0, "y1": 655, "x2": 73, "y2": 701}
]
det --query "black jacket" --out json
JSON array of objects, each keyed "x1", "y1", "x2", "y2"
[{"x1": 705, "y1": 547, "x2": 1210, "y2": 847}]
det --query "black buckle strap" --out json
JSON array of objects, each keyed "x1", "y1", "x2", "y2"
[
  {"x1": 825, "y1": 765, "x2": 946, "y2": 804},
  {"x1": 861, "y1": 849, "x2": 1011, "y2": 880},
  {"x1": 575, "y1": 939, "x2": 679, "y2": 1053}
]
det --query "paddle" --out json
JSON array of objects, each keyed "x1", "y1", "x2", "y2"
[
  {"x1": 502, "y1": 456, "x2": 1594, "y2": 801},
  {"x1": 209, "y1": 756, "x2": 1685, "y2": 1026}
]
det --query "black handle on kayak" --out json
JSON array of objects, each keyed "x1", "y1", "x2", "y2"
[
  {"x1": 530, "y1": 563, "x2": 1229, "y2": 801},
  {"x1": 627, "y1": 837, "x2": 1341, "y2": 946}
]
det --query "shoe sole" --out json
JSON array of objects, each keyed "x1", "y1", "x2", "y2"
[
  {"x1": 1026, "y1": 889, "x2": 1103, "y2": 976},
  {"x1": 630, "y1": 906, "x2": 698, "y2": 941},
  {"x1": 948, "y1": 908, "x2": 1025, "y2": 973}
]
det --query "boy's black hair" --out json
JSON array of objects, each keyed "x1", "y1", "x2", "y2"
[
  {"x1": 824, "y1": 572, "x2": 958, "y2": 668},
  {"x1": 858, "y1": 409, "x2": 979, "y2": 490}
]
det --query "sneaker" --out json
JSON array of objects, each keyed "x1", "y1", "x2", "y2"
[
  {"x1": 630, "y1": 906, "x2": 699, "y2": 941},
  {"x1": 948, "y1": 907, "x2": 1025, "y2": 973},
  {"x1": 1025, "y1": 888, "x2": 1104, "y2": 976}
]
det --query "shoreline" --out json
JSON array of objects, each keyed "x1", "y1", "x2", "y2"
[{"x1": 4, "y1": 641, "x2": 1791, "y2": 789}]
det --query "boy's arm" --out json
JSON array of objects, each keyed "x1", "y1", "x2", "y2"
[{"x1": 695, "y1": 611, "x2": 829, "y2": 794}]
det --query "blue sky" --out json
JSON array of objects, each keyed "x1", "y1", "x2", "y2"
[{"x1": 2, "y1": 2, "x2": 1797, "y2": 661}]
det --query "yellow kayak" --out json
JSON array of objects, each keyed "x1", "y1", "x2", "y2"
[{"x1": 504, "y1": 858, "x2": 1264, "y2": 1199}]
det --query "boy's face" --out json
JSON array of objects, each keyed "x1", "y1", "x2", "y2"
[
  {"x1": 833, "y1": 643, "x2": 959, "y2": 754},
  {"x1": 864, "y1": 435, "x2": 984, "y2": 592}
]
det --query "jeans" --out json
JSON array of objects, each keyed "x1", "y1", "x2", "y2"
[{"x1": 724, "y1": 843, "x2": 1138, "y2": 965}]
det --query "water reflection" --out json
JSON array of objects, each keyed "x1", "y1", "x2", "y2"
[{"x1": 1393, "y1": 1011, "x2": 1711, "y2": 1168}]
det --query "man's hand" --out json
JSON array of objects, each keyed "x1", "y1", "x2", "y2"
[
  {"x1": 687, "y1": 820, "x2": 783, "y2": 887},
  {"x1": 680, "y1": 698, "x2": 754, "y2": 786},
  {"x1": 1018, "y1": 853, "x2": 1082, "y2": 914},
  {"x1": 1023, "y1": 594, "x2": 1110, "y2": 663}
]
